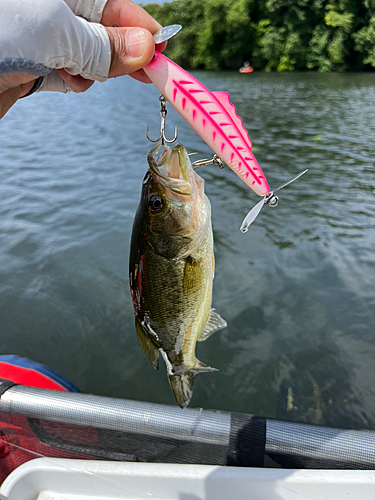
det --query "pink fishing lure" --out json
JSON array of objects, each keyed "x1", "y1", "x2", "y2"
[{"x1": 144, "y1": 51, "x2": 269, "y2": 197}]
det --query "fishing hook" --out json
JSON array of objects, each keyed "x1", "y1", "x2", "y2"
[
  {"x1": 146, "y1": 95, "x2": 178, "y2": 146},
  {"x1": 192, "y1": 154, "x2": 224, "y2": 170}
]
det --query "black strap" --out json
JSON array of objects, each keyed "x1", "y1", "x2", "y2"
[
  {"x1": 19, "y1": 76, "x2": 44, "y2": 99},
  {"x1": 227, "y1": 413, "x2": 266, "y2": 467},
  {"x1": 0, "y1": 378, "x2": 17, "y2": 397}
]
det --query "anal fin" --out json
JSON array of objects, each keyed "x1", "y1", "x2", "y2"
[
  {"x1": 135, "y1": 317, "x2": 160, "y2": 370},
  {"x1": 193, "y1": 360, "x2": 219, "y2": 373},
  {"x1": 198, "y1": 309, "x2": 227, "y2": 342}
]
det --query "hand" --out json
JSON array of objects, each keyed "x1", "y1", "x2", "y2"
[
  {"x1": 60, "y1": 0, "x2": 166, "y2": 90},
  {"x1": 0, "y1": 0, "x2": 165, "y2": 119}
]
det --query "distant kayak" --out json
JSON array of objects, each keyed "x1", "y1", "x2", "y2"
[{"x1": 239, "y1": 65, "x2": 253, "y2": 73}]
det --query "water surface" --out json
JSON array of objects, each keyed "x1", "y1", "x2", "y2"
[{"x1": 1, "y1": 72, "x2": 374, "y2": 429}]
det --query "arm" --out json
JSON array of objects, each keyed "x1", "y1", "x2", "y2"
[{"x1": 0, "y1": 0, "x2": 164, "y2": 119}]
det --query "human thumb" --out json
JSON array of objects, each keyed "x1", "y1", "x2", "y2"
[{"x1": 105, "y1": 27, "x2": 155, "y2": 78}]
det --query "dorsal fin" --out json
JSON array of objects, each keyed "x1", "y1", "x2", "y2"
[{"x1": 213, "y1": 91, "x2": 253, "y2": 150}]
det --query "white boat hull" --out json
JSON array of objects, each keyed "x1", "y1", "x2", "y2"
[{"x1": 1, "y1": 458, "x2": 375, "y2": 500}]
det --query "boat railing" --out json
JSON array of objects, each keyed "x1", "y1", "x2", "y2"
[{"x1": 1, "y1": 385, "x2": 374, "y2": 470}]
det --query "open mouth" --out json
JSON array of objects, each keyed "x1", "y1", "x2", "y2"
[{"x1": 148, "y1": 143, "x2": 193, "y2": 195}]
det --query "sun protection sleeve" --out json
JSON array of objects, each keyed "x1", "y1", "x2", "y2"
[
  {"x1": 0, "y1": 0, "x2": 111, "y2": 92},
  {"x1": 63, "y1": 0, "x2": 108, "y2": 23}
]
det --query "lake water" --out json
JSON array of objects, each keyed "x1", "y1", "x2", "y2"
[{"x1": 0, "y1": 71, "x2": 374, "y2": 429}]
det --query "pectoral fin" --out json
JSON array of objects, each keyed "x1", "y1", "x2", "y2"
[
  {"x1": 135, "y1": 317, "x2": 160, "y2": 370},
  {"x1": 198, "y1": 309, "x2": 227, "y2": 342},
  {"x1": 183, "y1": 256, "x2": 204, "y2": 294}
]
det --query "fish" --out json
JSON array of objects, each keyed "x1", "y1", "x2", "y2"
[
  {"x1": 144, "y1": 51, "x2": 270, "y2": 197},
  {"x1": 129, "y1": 142, "x2": 227, "y2": 408}
]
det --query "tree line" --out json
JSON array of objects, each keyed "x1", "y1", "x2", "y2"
[{"x1": 144, "y1": 0, "x2": 375, "y2": 71}]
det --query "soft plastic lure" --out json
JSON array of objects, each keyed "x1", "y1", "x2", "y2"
[{"x1": 144, "y1": 51, "x2": 269, "y2": 198}]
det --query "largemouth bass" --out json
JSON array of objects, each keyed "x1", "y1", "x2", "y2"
[{"x1": 129, "y1": 142, "x2": 226, "y2": 408}]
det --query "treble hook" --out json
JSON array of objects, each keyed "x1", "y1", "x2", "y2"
[{"x1": 146, "y1": 95, "x2": 178, "y2": 146}]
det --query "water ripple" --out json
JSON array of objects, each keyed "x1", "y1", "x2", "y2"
[{"x1": 0, "y1": 73, "x2": 375, "y2": 424}]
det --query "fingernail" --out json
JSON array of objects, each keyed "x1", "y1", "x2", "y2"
[{"x1": 127, "y1": 28, "x2": 147, "y2": 58}]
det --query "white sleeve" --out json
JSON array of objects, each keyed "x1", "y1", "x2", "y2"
[
  {"x1": 63, "y1": 0, "x2": 109, "y2": 23},
  {"x1": 0, "y1": 0, "x2": 112, "y2": 91}
]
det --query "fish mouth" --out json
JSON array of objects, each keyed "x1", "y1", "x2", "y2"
[{"x1": 147, "y1": 142, "x2": 194, "y2": 196}]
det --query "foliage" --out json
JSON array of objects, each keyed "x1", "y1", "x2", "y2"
[
  {"x1": 144, "y1": 0, "x2": 375, "y2": 71},
  {"x1": 353, "y1": 18, "x2": 375, "y2": 67}
]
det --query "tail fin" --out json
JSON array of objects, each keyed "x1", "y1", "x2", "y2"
[
  {"x1": 168, "y1": 372, "x2": 194, "y2": 409},
  {"x1": 168, "y1": 361, "x2": 218, "y2": 409}
]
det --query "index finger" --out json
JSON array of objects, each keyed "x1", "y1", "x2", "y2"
[
  {"x1": 102, "y1": 0, "x2": 167, "y2": 51},
  {"x1": 102, "y1": 0, "x2": 159, "y2": 32}
]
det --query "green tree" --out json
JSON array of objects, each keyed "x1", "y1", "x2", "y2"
[
  {"x1": 307, "y1": 24, "x2": 333, "y2": 71},
  {"x1": 353, "y1": 18, "x2": 375, "y2": 67},
  {"x1": 353, "y1": 0, "x2": 375, "y2": 68},
  {"x1": 144, "y1": 0, "x2": 205, "y2": 68},
  {"x1": 253, "y1": 0, "x2": 317, "y2": 71},
  {"x1": 193, "y1": 0, "x2": 255, "y2": 69},
  {"x1": 145, "y1": 0, "x2": 256, "y2": 69},
  {"x1": 143, "y1": 0, "x2": 375, "y2": 72}
]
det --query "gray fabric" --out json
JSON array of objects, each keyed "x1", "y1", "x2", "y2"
[
  {"x1": 0, "y1": 0, "x2": 111, "y2": 92},
  {"x1": 0, "y1": 386, "x2": 231, "y2": 445},
  {"x1": 0, "y1": 58, "x2": 52, "y2": 77},
  {"x1": 64, "y1": 0, "x2": 108, "y2": 23},
  {"x1": 38, "y1": 70, "x2": 74, "y2": 93}
]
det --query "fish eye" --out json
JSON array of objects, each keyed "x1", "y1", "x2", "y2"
[{"x1": 149, "y1": 195, "x2": 164, "y2": 213}]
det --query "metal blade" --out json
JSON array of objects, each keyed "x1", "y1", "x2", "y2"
[
  {"x1": 153, "y1": 25, "x2": 182, "y2": 44},
  {"x1": 273, "y1": 169, "x2": 308, "y2": 194},
  {"x1": 240, "y1": 198, "x2": 266, "y2": 233}
]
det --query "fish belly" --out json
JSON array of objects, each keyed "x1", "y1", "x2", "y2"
[{"x1": 141, "y1": 233, "x2": 213, "y2": 366}]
